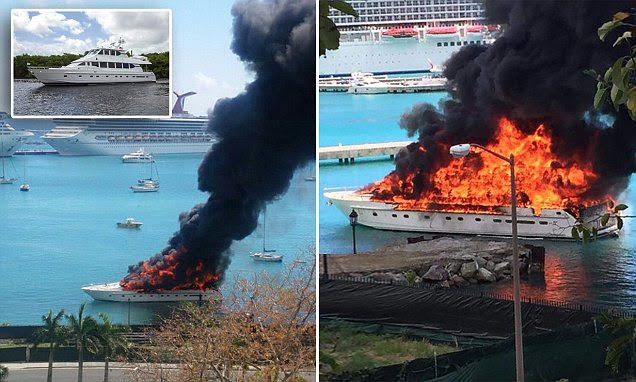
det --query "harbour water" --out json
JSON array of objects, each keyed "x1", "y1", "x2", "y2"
[
  {"x1": 319, "y1": 92, "x2": 636, "y2": 313},
  {"x1": 0, "y1": 153, "x2": 315, "y2": 324},
  {"x1": 12, "y1": 80, "x2": 170, "y2": 117}
]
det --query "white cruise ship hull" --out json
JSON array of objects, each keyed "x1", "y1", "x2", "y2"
[
  {"x1": 325, "y1": 190, "x2": 619, "y2": 240},
  {"x1": 45, "y1": 136, "x2": 212, "y2": 155},
  {"x1": 82, "y1": 282, "x2": 222, "y2": 302},
  {"x1": 42, "y1": 118, "x2": 214, "y2": 156},
  {"x1": 28, "y1": 67, "x2": 156, "y2": 85},
  {"x1": 320, "y1": 33, "x2": 488, "y2": 76},
  {"x1": 1, "y1": 129, "x2": 33, "y2": 157}
]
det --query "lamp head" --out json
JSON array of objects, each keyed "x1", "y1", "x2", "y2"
[
  {"x1": 450, "y1": 144, "x2": 471, "y2": 158},
  {"x1": 349, "y1": 209, "x2": 358, "y2": 226}
]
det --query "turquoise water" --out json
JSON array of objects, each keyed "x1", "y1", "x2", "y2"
[
  {"x1": 0, "y1": 153, "x2": 315, "y2": 324},
  {"x1": 319, "y1": 92, "x2": 636, "y2": 312}
]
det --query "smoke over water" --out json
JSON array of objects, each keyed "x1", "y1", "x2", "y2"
[
  {"x1": 366, "y1": 0, "x2": 636, "y2": 212},
  {"x1": 121, "y1": 0, "x2": 315, "y2": 292}
]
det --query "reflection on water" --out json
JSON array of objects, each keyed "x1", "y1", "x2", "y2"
[{"x1": 13, "y1": 80, "x2": 170, "y2": 117}]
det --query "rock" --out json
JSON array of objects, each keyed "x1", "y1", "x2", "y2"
[
  {"x1": 485, "y1": 261, "x2": 496, "y2": 271},
  {"x1": 460, "y1": 261, "x2": 478, "y2": 279},
  {"x1": 451, "y1": 275, "x2": 469, "y2": 287},
  {"x1": 475, "y1": 256, "x2": 487, "y2": 267},
  {"x1": 445, "y1": 261, "x2": 462, "y2": 275},
  {"x1": 392, "y1": 273, "x2": 407, "y2": 284},
  {"x1": 414, "y1": 276, "x2": 422, "y2": 285},
  {"x1": 439, "y1": 280, "x2": 451, "y2": 288},
  {"x1": 348, "y1": 273, "x2": 364, "y2": 278},
  {"x1": 416, "y1": 265, "x2": 431, "y2": 277},
  {"x1": 460, "y1": 254, "x2": 475, "y2": 262},
  {"x1": 476, "y1": 267, "x2": 497, "y2": 282},
  {"x1": 422, "y1": 265, "x2": 448, "y2": 281},
  {"x1": 468, "y1": 278, "x2": 478, "y2": 284},
  {"x1": 494, "y1": 261, "x2": 510, "y2": 274}
]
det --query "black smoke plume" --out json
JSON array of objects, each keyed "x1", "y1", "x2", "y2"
[
  {"x1": 383, "y1": 0, "x2": 635, "y2": 202},
  {"x1": 121, "y1": 0, "x2": 315, "y2": 291}
]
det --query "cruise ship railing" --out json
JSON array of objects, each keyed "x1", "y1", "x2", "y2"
[{"x1": 320, "y1": 273, "x2": 634, "y2": 318}]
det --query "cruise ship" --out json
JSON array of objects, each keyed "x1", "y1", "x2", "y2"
[
  {"x1": 82, "y1": 282, "x2": 222, "y2": 303},
  {"x1": 325, "y1": 189, "x2": 620, "y2": 240},
  {"x1": 0, "y1": 118, "x2": 34, "y2": 156},
  {"x1": 320, "y1": 0, "x2": 496, "y2": 76},
  {"x1": 42, "y1": 92, "x2": 213, "y2": 155},
  {"x1": 28, "y1": 38, "x2": 156, "y2": 85}
]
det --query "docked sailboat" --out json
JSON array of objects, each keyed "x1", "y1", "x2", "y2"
[{"x1": 251, "y1": 208, "x2": 283, "y2": 262}]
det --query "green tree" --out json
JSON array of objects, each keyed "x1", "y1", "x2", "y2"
[
  {"x1": 33, "y1": 309, "x2": 67, "y2": 382},
  {"x1": 66, "y1": 303, "x2": 98, "y2": 382},
  {"x1": 598, "y1": 313, "x2": 636, "y2": 376},
  {"x1": 585, "y1": 11, "x2": 636, "y2": 120},
  {"x1": 95, "y1": 313, "x2": 128, "y2": 382},
  {"x1": 319, "y1": 0, "x2": 358, "y2": 56}
]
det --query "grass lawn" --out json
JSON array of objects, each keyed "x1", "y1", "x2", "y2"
[{"x1": 319, "y1": 321, "x2": 458, "y2": 375}]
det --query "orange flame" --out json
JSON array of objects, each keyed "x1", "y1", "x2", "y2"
[
  {"x1": 120, "y1": 247, "x2": 220, "y2": 292},
  {"x1": 364, "y1": 118, "x2": 607, "y2": 215}
]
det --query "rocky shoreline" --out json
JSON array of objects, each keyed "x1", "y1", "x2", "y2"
[{"x1": 322, "y1": 237, "x2": 543, "y2": 288}]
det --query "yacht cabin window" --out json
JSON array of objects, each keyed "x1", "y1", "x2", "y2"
[
  {"x1": 108, "y1": 62, "x2": 115, "y2": 68},
  {"x1": 91, "y1": 62, "x2": 98, "y2": 67},
  {"x1": 116, "y1": 63, "x2": 122, "y2": 68},
  {"x1": 100, "y1": 62, "x2": 107, "y2": 68}
]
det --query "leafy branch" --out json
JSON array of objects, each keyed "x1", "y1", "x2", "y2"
[
  {"x1": 585, "y1": 11, "x2": 636, "y2": 120},
  {"x1": 319, "y1": 0, "x2": 358, "y2": 56},
  {"x1": 571, "y1": 202, "x2": 627, "y2": 243}
]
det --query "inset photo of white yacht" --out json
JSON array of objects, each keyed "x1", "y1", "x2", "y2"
[{"x1": 11, "y1": 9, "x2": 171, "y2": 118}]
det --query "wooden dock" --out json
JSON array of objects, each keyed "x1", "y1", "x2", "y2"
[{"x1": 319, "y1": 141, "x2": 411, "y2": 163}]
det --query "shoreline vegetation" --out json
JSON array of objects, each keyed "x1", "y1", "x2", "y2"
[{"x1": 13, "y1": 52, "x2": 169, "y2": 80}]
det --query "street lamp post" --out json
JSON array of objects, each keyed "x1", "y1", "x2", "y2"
[
  {"x1": 450, "y1": 143, "x2": 525, "y2": 382},
  {"x1": 349, "y1": 209, "x2": 358, "y2": 254}
]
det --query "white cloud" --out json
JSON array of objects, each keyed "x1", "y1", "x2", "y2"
[
  {"x1": 13, "y1": 10, "x2": 85, "y2": 37},
  {"x1": 85, "y1": 10, "x2": 169, "y2": 54},
  {"x1": 182, "y1": 72, "x2": 248, "y2": 116},
  {"x1": 14, "y1": 35, "x2": 92, "y2": 56}
]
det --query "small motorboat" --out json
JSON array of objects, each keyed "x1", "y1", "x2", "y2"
[
  {"x1": 304, "y1": 176, "x2": 316, "y2": 182},
  {"x1": 117, "y1": 217, "x2": 143, "y2": 229},
  {"x1": 0, "y1": 177, "x2": 16, "y2": 184},
  {"x1": 19, "y1": 183, "x2": 29, "y2": 191},
  {"x1": 250, "y1": 252, "x2": 283, "y2": 262},
  {"x1": 130, "y1": 183, "x2": 159, "y2": 192},
  {"x1": 121, "y1": 148, "x2": 153, "y2": 163}
]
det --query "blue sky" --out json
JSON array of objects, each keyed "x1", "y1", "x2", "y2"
[{"x1": 2, "y1": 0, "x2": 252, "y2": 116}]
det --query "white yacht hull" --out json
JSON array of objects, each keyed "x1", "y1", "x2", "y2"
[
  {"x1": 28, "y1": 67, "x2": 156, "y2": 85},
  {"x1": 324, "y1": 190, "x2": 619, "y2": 240},
  {"x1": 82, "y1": 283, "x2": 222, "y2": 302}
]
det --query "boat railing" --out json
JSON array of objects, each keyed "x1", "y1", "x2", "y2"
[
  {"x1": 323, "y1": 185, "x2": 363, "y2": 192},
  {"x1": 26, "y1": 66, "x2": 51, "y2": 69}
]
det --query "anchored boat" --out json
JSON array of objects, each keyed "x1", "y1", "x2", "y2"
[{"x1": 82, "y1": 282, "x2": 222, "y2": 302}]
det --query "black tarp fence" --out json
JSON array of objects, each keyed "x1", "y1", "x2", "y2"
[{"x1": 320, "y1": 278, "x2": 631, "y2": 381}]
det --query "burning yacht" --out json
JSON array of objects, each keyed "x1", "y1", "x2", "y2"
[
  {"x1": 326, "y1": 118, "x2": 623, "y2": 240},
  {"x1": 325, "y1": 189, "x2": 619, "y2": 240},
  {"x1": 82, "y1": 282, "x2": 221, "y2": 303}
]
